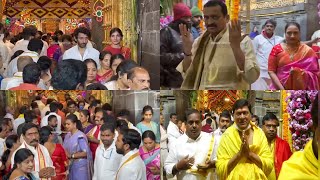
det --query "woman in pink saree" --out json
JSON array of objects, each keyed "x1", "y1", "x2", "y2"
[
  {"x1": 268, "y1": 22, "x2": 320, "y2": 90},
  {"x1": 139, "y1": 130, "x2": 160, "y2": 180}
]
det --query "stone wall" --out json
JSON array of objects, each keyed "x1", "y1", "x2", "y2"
[
  {"x1": 248, "y1": 2, "x2": 320, "y2": 41},
  {"x1": 112, "y1": 90, "x2": 160, "y2": 126},
  {"x1": 138, "y1": 0, "x2": 160, "y2": 90}
]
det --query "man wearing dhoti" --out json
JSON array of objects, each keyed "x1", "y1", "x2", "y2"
[
  {"x1": 179, "y1": 0, "x2": 259, "y2": 89},
  {"x1": 216, "y1": 99, "x2": 273, "y2": 179},
  {"x1": 165, "y1": 109, "x2": 216, "y2": 180}
]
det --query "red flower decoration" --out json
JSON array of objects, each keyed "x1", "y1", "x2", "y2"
[{"x1": 304, "y1": 113, "x2": 311, "y2": 119}]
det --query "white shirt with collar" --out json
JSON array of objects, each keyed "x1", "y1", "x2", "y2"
[
  {"x1": 0, "y1": 35, "x2": 12, "y2": 74},
  {"x1": 41, "y1": 105, "x2": 50, "y2": 118},
  {"x1": 1, "y1": 72, "x2": 23, "y2": 90},
  {"x1": 62, "y1": 45, "x2": 100, "y2": 68},
  {"x1": 40, "y1": 112, "x2": 62, "y2": 133},
  {"x1": 0, "y1": 137, "x2": 5, "y2": 157},
  {"x1": 212, "y1": 128, "x2": 224, "y2": 161},
  {"x1": 11, "y1": 141, "x2": 54, "y2": 179},
  {"x1": 12, "y1": 39, "x2": 47, "y2": 56},
  {"x1": 167, "y1": 121, "x2": 182, "y2": 152},
  {"x1": 164, "y1": 132, "x2": 215, "y2": 180},
  {"x1": 116, "y1": 148, "x2": 146, "y2": 180},
  {"x1": 13, "y1": 115, "x2": 25, "y2": 134},
  {"x1": 251, "y1": 33, "x2": 284, "y2": 90},
  {"x1": 4, "y1": 51, "x2": 39, "y2": 78},
  {"x1": 93, "y1": 140, "x2": 123, "y2": 180}
]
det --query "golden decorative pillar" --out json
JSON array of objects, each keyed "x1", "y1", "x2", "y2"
[
  {"x1": 103, "y1": 0, "x2": 137, "y2": 61},
  {"x1": 0, "y1": 0, "x2": 6, "y2": 21}
]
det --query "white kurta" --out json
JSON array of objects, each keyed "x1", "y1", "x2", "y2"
[
  {"x1": 13, "y1": 116, "x2": 25, "y2": 134},
  {"x1": 12, "y1": 39, "x2": 48, "y2": 56},
  {"x1": 167, "y1": 121, "x2": 182, "y2": 152},
  {"x1": 251, "y1": 34, "x2": 284, "y2": 90},
  {"x1": 116, "y1": 149, "x2": 147, "y2": 180},
  {"x1": 62, "y1": 45, "x2": 100, "y2": 69},
  {"x1": 11, "y1": 142, "x2": 54, "y2": 179},
  {"x1": 92, "y1": 141, "x2": 123, "y2": 180},
  {"x1": 164, "y1": 132, "x2": 215, "y2": 180},
  {"x1": 40, "y1": 112, "x2": 62, "y2": 133},
  {"x1": 41, "y1": 105, "x2": 50, "y2": 119}
]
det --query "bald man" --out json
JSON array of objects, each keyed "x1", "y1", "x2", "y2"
[
  {"x1": 127, "y1": 67, "x2": 151, "y2": 90},
  {"x1": 1, "y1": 56, "x2": 33, "y2": 90}
]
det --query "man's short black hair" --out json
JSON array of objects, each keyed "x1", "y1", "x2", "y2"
[
  {"x1": 74, "y1": 27, "x2": 91, "y2": 39},
  {"x1": 262, "y1": 113, "x2": 278, "y2": 125},
  {"x1": 170, "y1": 113, "x2": 177, "y2": 118},
  {"x1": 184, "y1": 109, "x2": 200, "y2": 122},
  {"x1": 51, "y1": 60, "x2": 87, "y2": 90},
  {"x1": 206, "y1": 118, "x2": 212, "y2": 125},
  {"x1": 22, "y1": 123, "x2": 38, "y2": 136},
  {"x1": 24, "y1": 110, "x2": 37, "y2": 123},
  {"x1": 204, "y1": 0, "x2": 228, "y2": 16},
  {"x1": 86, "y1": 83, "x2": 108, "y2": 90},
  {"x1": 102, "y1": 103, "x2": 112, "y2": 111},
  {"x1": 54, "y1": 30, "x2": 64, "y2": 36},
  {"x1": 27, "y1": 38, "x2": 43, "y2": 52},
  {"x1": 232, "y1": 99, "x2": 252, "y2": 114},
  {"x1": 49, "y1": 102, "x2": 59, "y2": 112},
  {"x1": 22, "y1": 26, "x2": 37, "y2": 39},
  {"x1": 120, "y1": 129, "x2": 141, "y2": 150},
  {"x1": 101, "y1": 123, "x2": 115, "y2": 134},
  {"x1": 19, "y1": 105, "x2": 28, "y2": 114},
  {"x1": 48, "y1": 115, "x2": 57, "y2": 122},
  {"x1": 37, "y1": 56, "x2": 52, "y2": 71},
  {"x1": 23, "y1": 63, "x2": 41, "y2": 84},
  {"x1": 264, "y1": 19, "x2": 277, "y2": 27}
]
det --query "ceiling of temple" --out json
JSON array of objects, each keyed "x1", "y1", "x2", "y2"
[{"x1": 5, "y1": 0, "x2": 92, "y2": 19}]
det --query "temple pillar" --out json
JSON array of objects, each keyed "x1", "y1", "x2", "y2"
[{"x1": 138, "y1": 0, "x2": 160, "y2": 90}]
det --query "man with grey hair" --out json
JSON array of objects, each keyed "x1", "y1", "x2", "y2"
[
  {"x1": 251, "y1": 19, "x2": 284, "y2": 90},
  {"x1": 1, "y1": 56, "x2": 33, "y2": 89},
  {"x1": 127, "y1": 67, "x2": 151, "y2": 90}
]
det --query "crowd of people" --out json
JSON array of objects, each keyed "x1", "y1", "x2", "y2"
[
  {"x1": 0, "y1": 93, "x2": 161, "y2": 180},
  {"x1": 160, "y1": 95, "x2": 318, "y2": 180},
  {"x1": 0, "y1": 24, "x2": 151, "y2": 90},
  {"x1": 160, "y1": 1, "x2": 320, "y2": 90}
]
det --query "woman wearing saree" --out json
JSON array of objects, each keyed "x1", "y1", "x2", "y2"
[
  {"x1": 136, "y1": 105, "x2": 160, "y2": 143},
  {"x1": 40, "y1": 126, "x2": 68, "y2": 180},
  {"x1": 97, "y1": 51, "x2": 113, "y2": 84},
  {"x1": 268, "y1": 22, "x2": 320, "y2": 90},
  {"x1": 103, "y1": 28, "x2": 131, "y2": 59},
  {"x1": 79, "y1": 110, "x2": 94, "y2": 134},
  {"x1": 63, "y1": 114, "x2": 93, "y2": 180},
  {"x1": 139, "y1": 130, "x2": 161, "y2": 180}
]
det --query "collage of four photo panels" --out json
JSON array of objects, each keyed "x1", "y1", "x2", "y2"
[{"x1": 0, "y1": 0, "x2": 319, "y2": 180}]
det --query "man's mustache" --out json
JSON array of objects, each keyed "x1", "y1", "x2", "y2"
[
  {"x1": 207, "y1": 24, "x2": 217, "y2": 28},
  {"x1": 31, "y1": 139, "x2": 38, "y2": 143}
]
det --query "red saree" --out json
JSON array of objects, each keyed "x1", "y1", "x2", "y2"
[
  {"x1": 274, "y1": 136, "x2": 292, "y2": 178},
  {"x1": 268, "y1": 44, "x2": 320, "y2": 90},
  {"x1": 103, "y1": 45, "x2": 131, "y2": 59},
  {"x1": 51, "y1": 144, "x2": 68, "y2": 180}
]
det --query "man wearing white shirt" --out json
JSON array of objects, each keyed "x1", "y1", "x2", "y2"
[
  {"x1": 13, "y1": 105, "x2": 28, "y2": 135},
  {"x1": 0, "y1": 23, "x2": 11, "y2": 73},
  {"x1": 34, "y1": 95, "x2": 46, "y2": 111},
  {"x1": 5, "y1": 38, "x2": 43, "y2": 78},
  {"x1": 12, "y1": 26, "x2": 47, "y2": 56},
  {"x1": 41, "y1": 98, "x2": 55, "y2": 118},
  {"x1": 251, "y1": 19, "x2": 284, "y2": 90},
  {"x1": 62, "y1": 27, "x2": 100, "y2": 68},
  {"x1": 115, "y1": 129, "x2": 146, "y2": 180},
  {"x1": 0, "y1": 119, "x2": 10, "y2": 156},
  {"x1": 40, "y1": 102, "x2": 62, "y2": 133},
  {"x1": 167, "y1": 113, "x2": 182, "y2": 151},
  {"x1": 93, "y1": 123, "x2": 122, "y2": 180},
  {"x1": 4, "y1": 105, "x2": 15, "y2": 121},
  {"x1": 11, "y1": 123, "x2": 55, "y2": 179},
  {"x1": 165, "y1": 109, "x2": 216, "y2": 180},
  {"x1": 1, "y1": 56, "x2": 34, "y2": 89},
  {"x1": 116, "y1": 109, "x2": 141, "y2": 134}
]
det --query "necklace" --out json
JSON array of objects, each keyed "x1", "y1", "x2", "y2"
[{"x1": 285, "y1": 43, "x2": 300, "y2": 61}]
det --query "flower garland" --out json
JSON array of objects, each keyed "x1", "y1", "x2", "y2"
[
  {"x1": 286, "y1": 90, "x2": 318, "y2": 151},
  {"x1": 226, "y1": 0, "x2": 240, "y2": 20},
  {"x1": 281, "y1": 91, "x2": 291, "y2": 148},
  {"x1": 160, "y1": 15, "x2": 173, "y2": 29}
]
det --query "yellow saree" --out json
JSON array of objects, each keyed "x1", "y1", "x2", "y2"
[
  {"x1": 216, "y1": 123, "x2": 273, "y2": 180},
  {"x1": 278, "y1": 140, "x2": 318, "y2": 180}
]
